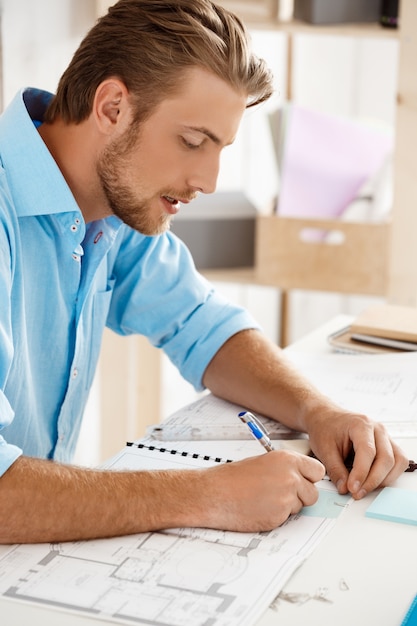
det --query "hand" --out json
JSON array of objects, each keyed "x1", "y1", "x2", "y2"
[
  {"x1": 202, "y1": 450, "x2": 325, "y2": 532},
  {"x1": 305, "y1": 408, "x2": 409, "y2": 499}
]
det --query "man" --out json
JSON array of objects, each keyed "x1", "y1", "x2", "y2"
[{"x1": 0, "y1": 0, "x2": 408, "y2": 544}]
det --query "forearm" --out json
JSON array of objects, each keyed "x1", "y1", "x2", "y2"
[
  {"x1": 203, "y1": 329, "x2": 338, "y2": 431},
  {"x1": 0, "y1": 450, "x2": 325, "y2": 544},
  {"x1": 0, "y1": 456, "x2": 208, "y2": 544}
]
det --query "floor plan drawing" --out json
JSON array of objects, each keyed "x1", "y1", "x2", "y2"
[
  {"x1": 0, "y1": 493, "x2": 346, "y2": 626},
  {"x1": 0, "y1": 529, "x2": 299, "y2": 625},
  {"x1": 0, "y1": 438, "x2": 351, "y2": 626}
]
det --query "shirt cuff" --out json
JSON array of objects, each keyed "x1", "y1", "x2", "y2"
[{"x1": 0, "y1": 438, "x2": 23, "y2": 477}]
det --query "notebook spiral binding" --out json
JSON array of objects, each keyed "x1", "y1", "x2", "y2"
[{"x1": 126, "y1": 441, "x2": 234, "y2": 464}]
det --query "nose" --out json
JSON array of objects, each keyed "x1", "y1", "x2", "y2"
[{"x1": 188, "y1": 153, "x2": 220, "y2": 195}]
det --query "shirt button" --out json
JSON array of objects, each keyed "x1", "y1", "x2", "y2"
[
  {"x1": 74, "y1": 217, "x2": 81, "y2": 225},
  {"x1": 72, "y1": 253, "x2": 80, "y2": 262},
  {"x1": 71, "y1": 224, "x2": 78, "y2": 232},
  {"x1": 72, "y1": 368, "x2": 79, "y2": 379}
]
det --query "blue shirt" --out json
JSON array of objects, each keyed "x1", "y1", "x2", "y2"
[{"x1": 0, "y1": 88, "x2": 259, "y2": 475}]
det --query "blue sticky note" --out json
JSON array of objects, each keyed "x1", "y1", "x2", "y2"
[
  {"x1": 302, "y1": 488, "x2": 351, "y2": 519},
  {"x1": 365, "y1": 487, "x2": 417, "y2": 526}
]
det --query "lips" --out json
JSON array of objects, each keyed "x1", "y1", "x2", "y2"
[{"x1": 161, "y1": 195, "x2": 181, "y2": 215}]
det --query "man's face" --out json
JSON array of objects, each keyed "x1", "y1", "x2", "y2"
[{"x1": 96, "y1": 67, "x2": 247, "y2": 235}]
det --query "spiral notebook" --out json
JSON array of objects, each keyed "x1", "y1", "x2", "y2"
[
  {"x1": 103, "y1": 437, "x2": 273, "y2": 471},
  {"x1": 104, "y1": 425, "x2": 312, "y2": 471},
  {"x1": 3, "y1": 440, "x2": 340, "y2": 626}
]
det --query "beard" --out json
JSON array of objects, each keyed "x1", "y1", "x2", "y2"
[{"x1": 96, "y1": 126, "x2": 172, "y2": 236}]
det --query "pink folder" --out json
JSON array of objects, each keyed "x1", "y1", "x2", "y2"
[{"x1": 277, "y1": 105, "x2": 393, "y2": 219}]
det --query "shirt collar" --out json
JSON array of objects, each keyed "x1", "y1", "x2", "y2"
[{"x1": 0, "y1": 88, "x2": 82, "y2": 218}]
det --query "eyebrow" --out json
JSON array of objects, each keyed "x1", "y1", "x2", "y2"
[{"x1": 185, "y1": 126, "x2": 224, "y2": 146}]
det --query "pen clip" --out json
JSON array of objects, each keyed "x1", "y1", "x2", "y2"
[
  {"x1": 238, "y1": 411, "x2": 274, "y2": 452},
  {"x1": 238, "y1": 411, "x2": 270, "y2": 436}
]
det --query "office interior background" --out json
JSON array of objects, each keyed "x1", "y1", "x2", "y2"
[{"x1": 0, "y1": 0, "x2": 400, "y2": 465}]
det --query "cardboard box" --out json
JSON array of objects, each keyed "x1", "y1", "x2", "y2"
[
  {"x1": 170, "y1": 191, "x2": 256, "y2": 270},
  {"x1": 255, "y1": 215, "x2": 389, "y2": 295},
  {"x1": 293, "y1": 0, "x2": 381, "y2": 24}
]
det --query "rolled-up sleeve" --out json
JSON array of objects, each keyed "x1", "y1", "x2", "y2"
[
  {"x1": 0, "y1": 203, "x2": 22, "y2": 475},
  {"x1": 107, "y1": 228, "x2": 261, "y2": 390},
  {"x1": 0, "y1": 392, "x2": 22, "y2": 476}
]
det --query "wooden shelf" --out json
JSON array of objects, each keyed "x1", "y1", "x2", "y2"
[
  {"x1": 204, "y1": 215, "x2": 389, "y2": 296},
  {"x1": 203, "y1": 267, "x2": 258, "y2": 285}
]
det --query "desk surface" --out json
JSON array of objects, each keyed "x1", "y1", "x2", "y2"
[
  {"x1": 258, "y1": 441, "x2": 417, "y2": 626},
  {"x1": 2, "y1": 315, "x2": 416, "y2": 626},
  {"x1": 259, "y1": 314, "x2": 417, "y2": 626}
]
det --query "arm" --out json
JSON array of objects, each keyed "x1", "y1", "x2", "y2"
[
  {"x1": 203, "y1": 329, "x2": 409, "y2": 499},
  {"x1": 0, "y1": 450, "x2": 324, "y2": 544}
]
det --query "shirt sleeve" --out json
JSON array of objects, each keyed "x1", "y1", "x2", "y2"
[
  {"x1": 0, "y1": 188, "x2": 23, "y2": 475},
  {"x1": 0, "y1": 393, "x2": 22, "y2": 476},
  {"x1": 106, "y1": 228, "x2": 261, "y2": 391}
]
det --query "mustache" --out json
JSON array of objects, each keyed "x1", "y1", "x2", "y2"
[{"x1": 163, "y1": 190, "x2": 199, "y2": 202}]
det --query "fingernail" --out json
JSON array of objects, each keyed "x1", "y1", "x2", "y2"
[
  {"x1": 356, "y1": 488, "x2": 367, "y2": 499},
  {"x1": 352, "y1": 481, "x2": 361, "y2": 493},
  {"x1": 336, "y1": 479, "x2": 344, "y2": 492}
]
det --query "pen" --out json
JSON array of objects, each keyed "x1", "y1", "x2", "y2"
[{"x1": 238, "y1": 411, "x2": 275, "y2": 452}]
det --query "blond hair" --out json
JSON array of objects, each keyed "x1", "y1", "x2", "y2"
[{"x1": 44, "y1": 0, "x2": 274, "y2": 124}]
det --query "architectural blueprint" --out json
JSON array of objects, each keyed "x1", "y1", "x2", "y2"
[
  {"x1": 0, "y1": 521, "x2": 309, "y2": 626},
  {"x1": 0, "y1": 442, "x2": 350, "y2": 626},
  {"x1": 286, "y1": 351, "x2": 417, "y2": 436},
  {"x1": 145, "y1": 393, "x2": 306, "y2": 441}
]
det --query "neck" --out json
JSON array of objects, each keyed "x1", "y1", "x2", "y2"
[{"x1": 38, "y1": 118, "x2": 111, "y2": 223}]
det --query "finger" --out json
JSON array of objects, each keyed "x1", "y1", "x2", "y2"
[
  {"x1": 287, "y1": 471, "x2": 323, "y2": 516},
  {"x1": 329, "y1": 419, "x2": 377, "y2": 497},
  {"x1": 311, "y1": 448, "x2": 350, "y2": 494},
  {"x1": 300, "y1": 455, "x2": 326, "y2": 484},
  {"x1": 348, "y1": 425, "x2": 408, "y2": 499},
  {"x1": 380, "y1": 440, "x2": 410, "y2": 485},
  {"x1": 291, "y1": 457, "x2": 325, "y2": 512}
]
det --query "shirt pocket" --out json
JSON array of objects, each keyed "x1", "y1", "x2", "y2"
[{"x1": 85, "y1": 279, "x2": 115, "y2": 389}]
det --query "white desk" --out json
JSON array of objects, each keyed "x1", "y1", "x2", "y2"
[
  {"x1": 259, "y1": 314, "x2": 417, "y2": 626},
  {"x1": 2, "y1": 315, "x2": 416, "y2": 626}
]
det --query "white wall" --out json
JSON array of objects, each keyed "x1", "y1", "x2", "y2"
[{"x1": 0, "y1": 0, "x2": 97, "y2": 107}]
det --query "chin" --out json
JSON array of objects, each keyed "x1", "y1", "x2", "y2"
[{"x1": 137, "y1": 216, "x2": 172, "y2": 237}]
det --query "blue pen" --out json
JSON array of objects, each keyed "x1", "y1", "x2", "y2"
[{"x1": 238, "y1": 411, "x2": 275, "y2": 452}]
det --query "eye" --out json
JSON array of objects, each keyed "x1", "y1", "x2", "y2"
[{"x1": 181, "y1": 136, "x2": 201, "y2": 150}]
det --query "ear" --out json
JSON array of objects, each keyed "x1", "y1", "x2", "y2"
[{"x1": 93, "y1": 78, "x2": 131, "y2": 135}]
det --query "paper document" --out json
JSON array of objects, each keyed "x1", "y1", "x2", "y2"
[
  {"x1": 286, "y1": 351, "x2": 417, "y2": 437},
  {"x1": 146, "y1": 393, "x2": 306, "y2": 441},
  {"x1": 0, "y1": 440, "x2": 349, "y2": 626}
]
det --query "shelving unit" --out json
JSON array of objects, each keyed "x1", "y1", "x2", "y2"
[
  {"x1": 386, "y1": 0, "x2": 417, "y2": 305},
  {"x1": 204, "y1": 11, "x2": 401, "y2": 346}
]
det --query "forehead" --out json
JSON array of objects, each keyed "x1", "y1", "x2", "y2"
[{"x1": 143, "y1": 67, "x2": 248, "y2": 146}]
